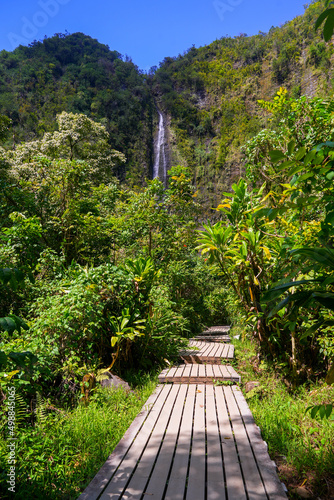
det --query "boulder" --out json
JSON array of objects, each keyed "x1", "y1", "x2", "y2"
[
  {"x1": 245, "y1": 381, "x2": 260, "y2": 393},
  {"x1": 292, "y1": 486, "x2": 312, "y2": 498},
  {"x1": 99, "y1": 372, "x2": 132, "y2": 392}
]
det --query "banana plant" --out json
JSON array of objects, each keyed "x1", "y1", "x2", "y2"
[{"x1": 197, "y1": 179, "x2": 279, "y2": 348}]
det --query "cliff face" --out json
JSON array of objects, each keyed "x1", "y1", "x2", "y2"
[{"x1": 153, "y1": 1, "x2": 334, "y2": 209}]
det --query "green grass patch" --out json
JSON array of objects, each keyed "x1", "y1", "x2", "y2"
[
  {"x1": 231, "y1": 326, "x2": 334, "y2": 498},
  {"x1": 0, "y1": 377, "x2": 157, "y2": 499}
]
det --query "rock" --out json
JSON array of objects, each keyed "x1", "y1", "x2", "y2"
[
  {"x1": 99, "y1": 372, "x2": 132, "y2": 392},
  {"x1": 245, "y1": 381, "x2": 260, "y2": 393},
  {"x1": 293, "y1": 486, "x2": 312, "y2": 499}
]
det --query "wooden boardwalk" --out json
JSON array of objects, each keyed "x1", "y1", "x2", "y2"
[
  {"x1": 190, "y1": 335, "x2": 231, "y2": 343},
  {"x1": 158, "y1": 363, "x2": 241, "y2": 383},
  {"x1": 202, "y1": 325, "x2": 231, "y2": 334},
  {"x1": 79, "y1": 384, "x2": 287, "y2": 500},
  {"x1": 179, "y1": 340, "x2": 234, "y2": 363},
  {"x1": 79, "y1": 327, "x2": 287, "y2": 500}
]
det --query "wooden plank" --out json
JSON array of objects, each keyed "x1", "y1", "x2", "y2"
[
  {"x1": 190, "y1": 364, "x2": 199, "y2": 378},
  {"x1": 199, "y1": 330, "x2": 230, "y2": 334},
  {"x1": 174, "y1": 365, "x2": 186, "y2": 378},
  {"x1": 210, "y1": 342, "x2": 225, "y2": 358},
  {"x1": 206, "y1": 384, "x2": 226, "y2": 500},
  {"x1": 181, "y1": 341, "x2": 235, "y2": 362},
  {"x1": 197, "y1": 364, "x2": 206, "y2": 378},
  {"x1": 212, "y1": 364, "x2": 223, "y2": 379},
  {"x1": 186, "y1": 384, "x2": 206, "y2": 500},
  {"x1": 215, "y1": 386, "x2": 247, "y2": 500},
  {"x1": 121, "y1": 384, "x2": 182, "y2": 500},
  {"x1": 223, "y1": 386, "x2": 267, "y2": 499},
  {"x1": 159, "y1": 364, "x2": 240, "y2": 384},
  {"x1": 189, "y1": 332, "x2": 231, "y2": 342},
  {"x1": 191, "y1": 340, "x2": 201, "y2": 349},
  {"x1": 232, "y1": 387, "x2": 287, "y2": 499},
  {"x1": 206, "y1": 364, "x2": 214, "y2": 379},
  {"x1": 205, "y1": 342, "x2": 218, "y2": 357},
  {"x1": 207, "y1": 341, "x2": 230, "y2": 359},
  {"x1": 221, "y1": 344, "x2": 228, "y2": 358},
  {"x1": 166, "y1": 366, "x2": 179, "y2": 378},
  {"x1": 80, "y1": 382, "x2": 283, "y2": 500},
  {"x1": 191, "y1": 335, "x2": 231, "y2": 343},
  {"x1": 164, "y1": 385, "x2": 196, "y2": 500},
  {"x1": 226, "y1": 365, "x2": 241, "y2": 382},
  {"x1": 204, "y1": 325, "x2": 231, "y2": 333},
  {"x1": 78, "y1": 385, "x2": 165, "y2": 500},
  {"x1": 207, "y1": 342, "x2": 219, "y2": 356},
  {"x1": 137, "y1": 385, "x2": 189, "y2": 499},
  {"x1": 182, "y1": 364, "x2": 192, "y2": 378},
  {"x1": 158, "y1": 365, "x2": 184, "y2": 383},
  {"x1": 100, "y1": 384, "x2": 176, "y2": 499},
  {"x1": 159, "y1": 366, "x2": 170, "y2": 378},
  {"x1": 220, "y1": 364, "x2": 232, "y2": 379}
]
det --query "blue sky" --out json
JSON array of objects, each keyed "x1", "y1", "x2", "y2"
[{"x1": 1, "y1": 0, "x2": 307, "y2": 71}]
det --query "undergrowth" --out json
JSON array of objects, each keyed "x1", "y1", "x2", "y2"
[
  {"x1": 231, "y1": 326, "x2": 334, "y2": 499},
  {"x1": 0, "y1": 377, "x2": 157, "y2": 499}
]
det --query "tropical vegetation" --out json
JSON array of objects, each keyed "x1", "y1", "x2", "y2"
[{"x1": 0, "y1": 1, "x2": 333, "y2": 498}]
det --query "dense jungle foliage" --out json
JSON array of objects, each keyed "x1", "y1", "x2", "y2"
[
  {"x1": 0, "y1": 1, "x2": 333, "y2": 498},
  {"x1": 0, "y1": 32, "x2": 154, "y2": 183}
]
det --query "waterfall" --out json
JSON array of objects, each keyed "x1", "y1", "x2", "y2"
[{"x1": 153, "y1": 109, "x2": 167, "y2": 184}]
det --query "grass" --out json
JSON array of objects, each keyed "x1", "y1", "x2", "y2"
[
  {"x1": 231, "y1": 326, "x2": 334, "y2": 499},
  {"x1": 1, "y1": 333, "x2": 332, "y2": 499},
  {"x1": 0, "y1": 374, "x2": 157, "y2": 499}
]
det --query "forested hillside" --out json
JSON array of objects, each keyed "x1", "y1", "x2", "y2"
[
  {"x1": 0, "y1": 2, "x2": 332, "y2": 201},
  {"x1": 154, "y1": 1, "x2": 333, "y2": 207},
  {"x1": 0, "y1": 1, "x2": 333, "y2": 498},
  {"x1": 0, "y1": 32, "x2": 154, "y2": 183}
]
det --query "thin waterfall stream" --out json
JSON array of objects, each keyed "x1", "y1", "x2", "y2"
[{"x1": 153, "y1": 109, "x2": 167, "y2": 185}]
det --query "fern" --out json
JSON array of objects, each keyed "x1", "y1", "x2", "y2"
[
  {"x1": 14, "y1": 392, "x2": 28, "y2": 427},
  {"x1": 35, "y1": 391, "x2": 48, "y2": 426}
]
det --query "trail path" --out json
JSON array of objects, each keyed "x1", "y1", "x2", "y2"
[{"x1": 79, "y1": 327, "x2": 287, "y2": 499}]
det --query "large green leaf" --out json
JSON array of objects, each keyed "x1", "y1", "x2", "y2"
[
  {"x1": 8, "y1": 351, "x2": 38, "y2": 368},
  {"x1": 294, "y1": 146, "x2": 306, "y2": 161},
  {"x1": 267, "y1": 290, "x2": 316, "y2": 318},
  {"x1": 0, "y1": 268, "x2": 13, "y2": 285},
  {"x1": 291, "y1": 247, "x2": 334, "y2": 269},
  {"x1": 323, "y1": 10, "x2": 334, "y2": 41},
  {"x1": 0, "y1": 317, "x2": 17, "y2": 334},
  {"x1": 269, "y1": 150, "x2": 286, "y2": 163},
  {"x1": 0, "y1": 315, "x2": 29, "y2": 334},
  {"x1": 315, "y1": 8, "x2": 333, "y2": 30},
  {"x1": 287, "y1": 164, "x2": 305, "y2": 177},
  {"x1": 0, "y1": 350, "x2": 7, "y2": 368},
  {"x1": 263, "y1": 280, "x2": 317, "y2": 302},
  {"x1": 303, "y1": 320, "x2": 334, "y2": 338},
  {"x1": 0, "y1": 267, "x2": 26, "y2": 289},
  {"x1": 311, "y1": 292, "x2": 334, "y2": 311}
]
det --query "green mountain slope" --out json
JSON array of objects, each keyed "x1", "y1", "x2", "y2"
[
  {"x1": 0, "y1": 2, "x2": 332, "y2": 201},
  {"x1": 153, "y1": 0, "x2": 333, "y2": 208},
  {"x1": 0, "y1": 32, "x2": 154, "y2": 183}
]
